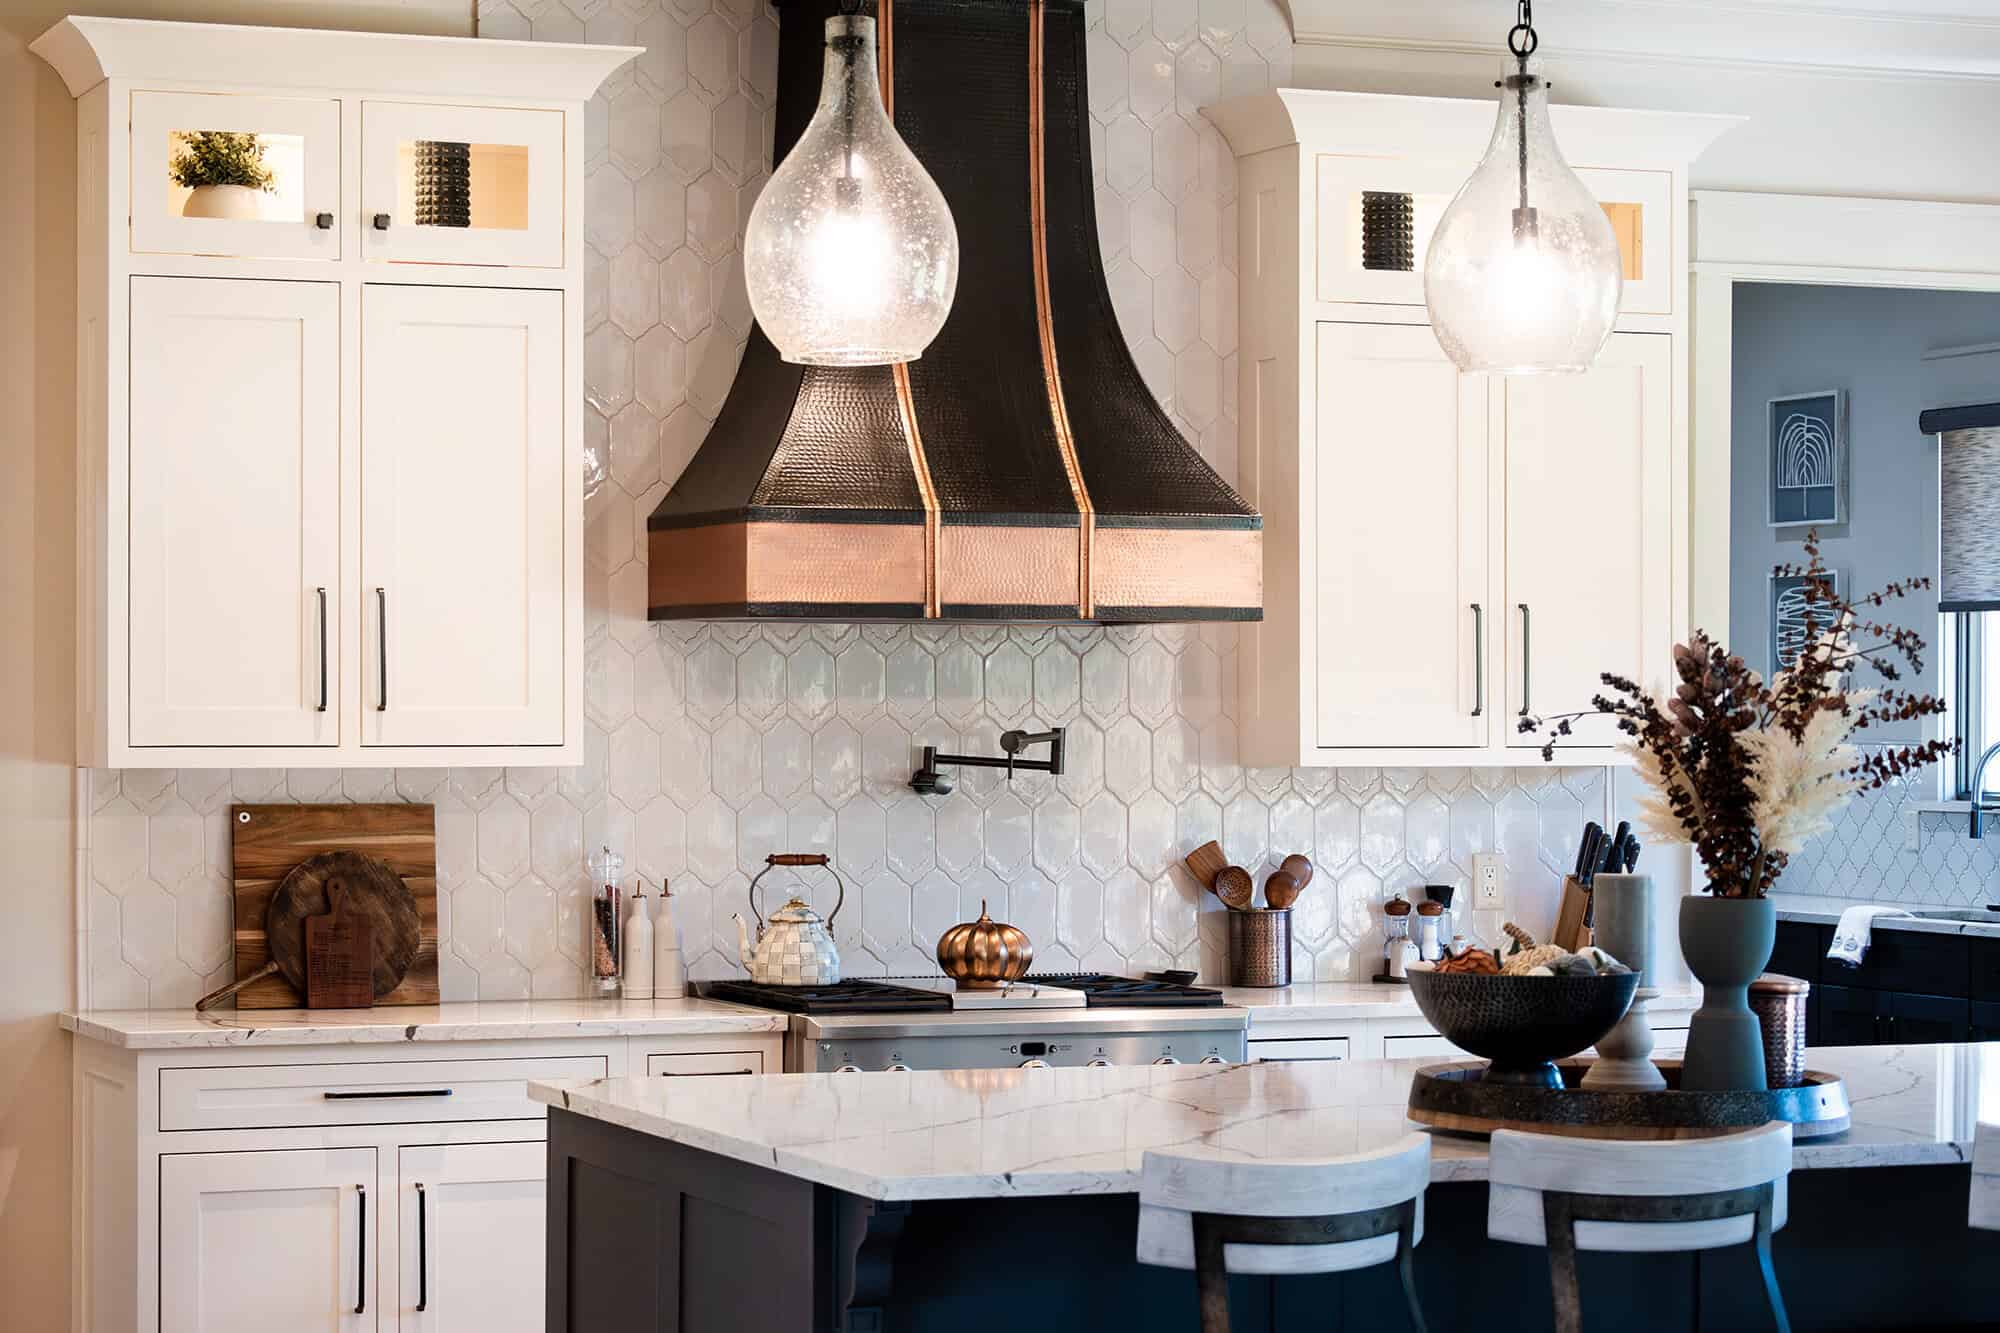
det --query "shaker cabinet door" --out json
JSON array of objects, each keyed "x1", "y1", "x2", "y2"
[
  {"x1": 396, "y1": 1143, "x2": 545, "y2": 1332},
  {"x1": 360, "y1": 284, "x2": 566, "y2": 748},
  {"x1": 130, "y1": 91, "x2": 342, "y2": 261},
  {"x1": 128, "y1": 277, "x2": 341, "y2": 747},
  {"x1": 361, "y1": 102, "x2": 564, "y2": 268},
  {"x1": 1311, "y1": 321, "x2": 1491, "y2": 748},
  {"x1": 160, "y1": 1147, "x2": 379, "y2": 1333},
  {"x1": 1502, "y1": 331, "x2": 1672, "y2": 748}
]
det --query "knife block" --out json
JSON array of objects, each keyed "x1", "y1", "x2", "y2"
[{"x1": 1551, "y1": 876, "x2": 1594, "y2": 953}]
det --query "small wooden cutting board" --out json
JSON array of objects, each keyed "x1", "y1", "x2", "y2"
[{"x1": 305, "y1": 881, "x2": 377, "y2": 1009}]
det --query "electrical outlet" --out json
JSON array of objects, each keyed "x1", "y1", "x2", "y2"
[{"x1": 1473, "y1": 854, "x2": 1505, "y2": 908}]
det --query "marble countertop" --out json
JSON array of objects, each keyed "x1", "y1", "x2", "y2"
[
  {"x1": 1767, "y1": 892, "x2": 2000, "y2": 937},
  {"x1": 532, "y1": 1041, "x2": 1981, "y2": 1202},
  {"x1": 1226, "y1": 982, "x2": 1699, "y2": 1026},
  {"x1": 60, "y1": 996, "x2": 787, "y2": 1049}
]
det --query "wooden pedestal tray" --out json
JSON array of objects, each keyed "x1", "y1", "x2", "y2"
[{"x1": 1408, "y1": 1058, "x2": 1850, "y2": 1140}]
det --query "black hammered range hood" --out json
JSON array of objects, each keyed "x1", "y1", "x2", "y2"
[{"x1": 646, "y1": 0, "x2": 1262, "y2": 623}]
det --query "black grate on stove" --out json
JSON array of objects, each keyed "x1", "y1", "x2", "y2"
[
  {"x1": 700, "y1": 978, "x2": 953, "y2": 1015},
  {"x1": 1024, "y1": 973, "x2": 1226, "y2": 1007}
]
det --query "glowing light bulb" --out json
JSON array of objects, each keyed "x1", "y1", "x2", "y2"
[{"x1": 743, "y1": 15, "x2": 958, "y2": 367}]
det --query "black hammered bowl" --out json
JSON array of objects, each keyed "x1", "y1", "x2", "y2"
[{"x1": 1405, "y1": 968, "x2": 1638, "y2": 1088}]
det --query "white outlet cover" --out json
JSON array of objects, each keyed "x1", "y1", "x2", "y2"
[{"x1": 1473, "y1": 853, "x2": 1505, "y2": 907}]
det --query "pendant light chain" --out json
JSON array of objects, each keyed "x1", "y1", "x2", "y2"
[{"x1": 1508, "y1": 0, "x2": 1537, "y2": 241}]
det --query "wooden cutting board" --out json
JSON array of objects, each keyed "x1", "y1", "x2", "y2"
[{"x1": 231, "y1": 803, "x2": 438, "y2": 1008}]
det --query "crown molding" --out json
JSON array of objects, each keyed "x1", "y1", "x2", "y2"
[{"x1": 1277, "y1": 0, "x2": 2000, "y2": 81}]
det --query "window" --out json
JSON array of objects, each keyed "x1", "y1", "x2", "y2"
[{"x1": 1946, "y1": 612, "x2": 2000, "y2": 800}]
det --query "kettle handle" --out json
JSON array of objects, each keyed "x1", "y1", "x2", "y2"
[{"x1": 749, "y1": 853, "x2": 844, "y2": 930}]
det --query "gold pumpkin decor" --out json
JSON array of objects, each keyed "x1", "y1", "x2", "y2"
[{"x1": 936, "y1": 900, "x2": 1033, "y2": 990}]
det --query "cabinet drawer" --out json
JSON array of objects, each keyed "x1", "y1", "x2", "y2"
[
  {"x1": 1645, "y1": 1027, "x2": 1689, "y2": 1056},
  {"x1": 159, "y1": 1055, "x2": 606, "y2": 1130},
  {"x1": 1382, "y1": 1034, "x2": 1458, "y2": 1060},
  {"x1": 1769, "y1": 921, "x2": 1829, "y2": 986},
  {"x1": 1248, "y1": 1037, "x2": 1349, "y2": 1063},
  {"x1": 645, "y1": 1050, "x2": 765, "y2": 1078},
  {"x1": 1828, "y1": 928, "x2": 1968, "y2": 998}
]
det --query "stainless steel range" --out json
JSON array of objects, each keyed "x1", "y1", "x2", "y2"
[{"x1": 701, "y1": 975, "x2": 1249, "y2": 1072}]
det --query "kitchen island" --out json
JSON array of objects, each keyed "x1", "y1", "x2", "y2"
[{"x1": 532, "y1": 1043, "x2": 1999, "y2": 1331}]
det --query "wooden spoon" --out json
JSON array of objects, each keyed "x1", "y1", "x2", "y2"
[
  {"x1": 1279, "y1": 853, "x2": 1314, "y2": 892},
  {"x1": 1263, "y1": 870, "x2": 1301, "y2": 910},
  {"x1": 1213, "y1": 865, "x2": 1255, "y2": 910},
  {"x1": 1183, "y1": 840, "x2": 1228, "y2": 893}
]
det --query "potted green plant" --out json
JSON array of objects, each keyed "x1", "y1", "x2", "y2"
[
  {"x1": 169, "y1": 130, "x2": 275, "y2": 220},
  {"x1": 1522, "y1": 535, "x2": 1951, "y2": 1090}
]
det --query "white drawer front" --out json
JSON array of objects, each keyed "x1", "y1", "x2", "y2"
[
  {"x1": 159, "y1": 1055, "x2": 606, "y2": 1131},
  {"x1": 1382, "y1": 1034, "x2": 1460, "y2": 1060},
  {"x1": 1248, "y1": 1037, "x2": 1349, "y2": 1063},
  {"x1": 644, "y1": 1050, "x2": 765, "y2": 1078}
]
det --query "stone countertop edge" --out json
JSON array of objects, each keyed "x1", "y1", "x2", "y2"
[
  {"x1": 1766, "y1": 892, "x2": 2000, "y2": 936},
  {"x1": 530, "y1": 1042, "x2": 1979, "y2": 1203},
  {"x1": 1226, "y1": 982, "x2": 1700, "y2": 1025},
  {"x1": 58, "y1": 996, "x2": 789, "y2": 1049}
]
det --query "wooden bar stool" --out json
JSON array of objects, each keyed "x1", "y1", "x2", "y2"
[
  {"x1": 1971, "y1": 1122, "x2": 2000, "y2": 1230},
  {"x1": 1488, "y1": 1122, "x2": 1794, "y2": 1333},
  {"x1": 1136, "y1": 1133, "x2": 1431, "y2": 1333}
]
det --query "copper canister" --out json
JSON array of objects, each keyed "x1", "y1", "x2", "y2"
[
  {"x1": 1748, "y1": 972, "x2": 1811, "y2": 1089},
  {"x1": 1226, "y1": 908, "x2": 1292, "y2": 988}
]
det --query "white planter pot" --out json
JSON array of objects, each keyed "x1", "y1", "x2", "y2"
[{"x1": 181, "y1": 183, "x2": 264, "y2": 220}]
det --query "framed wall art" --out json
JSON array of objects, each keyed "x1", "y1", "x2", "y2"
[
  {"x1": 1769, "y1": 568, "x2": 1843, "y2": 675},
  {"x1": 1767, "y1": 389, "x2": 1846, "y2": 527}
]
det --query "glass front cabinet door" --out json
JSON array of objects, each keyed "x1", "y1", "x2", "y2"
[
  {"x1": 361, "y1": 102, "x2": 564, "y2": 267},
  {"x1": 130, "y1": 91, "x2": 341, "y2": 260}
]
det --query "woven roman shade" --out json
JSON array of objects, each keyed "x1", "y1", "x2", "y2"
[{"x1": 1922, "y1": 403, "x2": 2000, "y2": 612}]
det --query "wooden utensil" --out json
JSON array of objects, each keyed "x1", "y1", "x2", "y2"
[
  {"x1": 1279, "y1": 853, "x2": 1313, "y2": 892},
  {"x1": 198, "y1": 850, "x2": 421, "y2": 1012},
  {"x1": 1183, "y1": 840, "x2": 1228, "y2": 893},
  {"x1": 305, "y1": 879, "x2": 376, "y2": 1009},
  {"x1": 1213, "y1": 865, "x2": 1255, "y2": 910},
  {"x1": 230, "y1": 803, "x2": 439, "y2": 1008},
  {"x1": 1263, "y1": 870, "x2": 1301, "y2": 910}
]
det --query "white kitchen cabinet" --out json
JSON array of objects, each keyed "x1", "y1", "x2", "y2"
[
  {"x1": 1209, "y1": 88, "x2": 1734, "y2": 766},
  {"x1": 128, "y1": 276, "x2": 341, "y2": 748},
  {"x1": 362, "y1": 285, "x2": 566, "y2": 748},
  {"x1": 397, "y1": 1143, "x2": 545, "y2": 1331},
  {"x1": 1503, "y1": 332, "x2": 1673, "y2": 749},
  {"x1": 160, "y1": 1147, "x2": 379, "y2": 1333},
  {"x1": 34, "y1": 17, "x2": 634, "y2": 767}
]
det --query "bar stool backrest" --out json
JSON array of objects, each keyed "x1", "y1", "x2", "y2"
[
  {"x1": 1137, "y1": 1133, "x2": 1431, "y2": 1276},
  {"x1": 1488, "y1": 1122, "x2": 1793, "y2": 1253}
]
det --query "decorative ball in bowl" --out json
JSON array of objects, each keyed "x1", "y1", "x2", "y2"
[{"x1": 1405, "y1": 967, "x2": 1638, "y2": 1089}]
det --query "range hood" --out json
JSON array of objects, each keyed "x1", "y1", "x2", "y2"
[{"x1": 647, "y1": 0, "x2": 1261, "y2": 623}]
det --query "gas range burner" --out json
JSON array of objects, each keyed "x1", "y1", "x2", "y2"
[
  {"x1": 700, "y1": 978, "x2": 952, "y2": 1015},
  {"x1": 1026, "y1": 974, "x2": 1227, "y2": 1008}
]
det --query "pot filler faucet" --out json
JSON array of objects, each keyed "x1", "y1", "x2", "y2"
[
  {"x1": 1970, "y1": 739, "x2": 2000, "y2": 838},
  {"x1": 910, "y1": 727, "x2": 1066, "y2": 796}
]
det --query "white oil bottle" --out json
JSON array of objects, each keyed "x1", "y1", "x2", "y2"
[
  {"x1": 655, "y1": 878, "x2": 687, "y2": 999},
  {"x1": 623, "y1": 886, "x2": 655, "y2": 1000}
]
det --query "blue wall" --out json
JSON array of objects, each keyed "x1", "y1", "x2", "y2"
[{"x1": 1730, "y1": 281, "x2": 2000, "y2": 743}]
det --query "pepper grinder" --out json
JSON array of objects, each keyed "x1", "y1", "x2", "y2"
[
  {"x1": 1414, "y1": 900, "x2": 1446, "y2": 963},
  {"x1": 1375, "y1": 894, "x2": 1416, "y2": 984},
  {"x1": 654, "y1": 877, "x2": 687, "y2": 999}
]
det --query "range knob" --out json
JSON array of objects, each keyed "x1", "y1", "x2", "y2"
[
  {"x1": 1152, "y1": 1056, "x2": 1181, "y2": 1066},
  {"x1": 1200, "y1": 1055, "x2": 1229, "y2": 1065},
  {"x1": 1019, "y1": 1058, "x2": 1051, "y2": 1069},
  {"x1": 833, "y1": 1064, "x2": 863, "y2": 1073},
  {"x1": 1085, "y1": 1058, "x2": 1112, "y2": 1068},
  {"x1": 884, "y1": 1063, "x2": 912, "y2": 1072}
]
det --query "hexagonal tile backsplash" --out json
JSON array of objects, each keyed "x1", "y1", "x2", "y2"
[{"x1": 81, "y1": 0, "x2": 1956, "y2": 1011}]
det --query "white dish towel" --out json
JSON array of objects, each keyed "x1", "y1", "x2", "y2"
[{"x1": 1827, "y1": 905, "x2": 1915, "y2": 969}]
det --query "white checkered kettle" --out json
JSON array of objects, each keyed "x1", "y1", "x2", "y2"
[{"x1": 733, "y1": 853, "x2": 846, "y2": 986}]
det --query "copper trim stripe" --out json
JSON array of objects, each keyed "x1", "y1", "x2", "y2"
[
  {"x1": 1027, "y1": 0, "x2": 1096, "y2": 619},
  {"x1": 878, "y1": 0, "x2": 942, "y2": 619}
]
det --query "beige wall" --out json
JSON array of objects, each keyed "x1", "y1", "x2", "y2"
[{"x1": 0, "y1": 7, "x2": 470, "y2": 1331}]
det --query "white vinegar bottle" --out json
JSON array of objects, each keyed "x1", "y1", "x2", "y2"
[
  {"x1": 655, "y1": 878, "x2": 687, "y2": 999},
  {"x1": 622, "y1": 886, "x2": 655, "y2": 1001}
]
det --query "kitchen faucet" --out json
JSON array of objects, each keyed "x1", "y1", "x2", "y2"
[{"x1": 1969, "y1": 739, "x2": 2000, "y2": 838}]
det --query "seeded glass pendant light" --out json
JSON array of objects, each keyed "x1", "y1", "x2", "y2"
[
  {"x1": 743, "y1": 12, "x2": 958, "y2": 366},
  {"x1": 1424, "y1": 0, "x2": 1621, "y2": 375}
]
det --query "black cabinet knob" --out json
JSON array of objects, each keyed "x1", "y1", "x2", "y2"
[
  {"x1": 314, "y1": 212, "x2": 333, "y2": 230},
  {"x1": 372, "y1": 213, "x2": 391, "y2": 231}
]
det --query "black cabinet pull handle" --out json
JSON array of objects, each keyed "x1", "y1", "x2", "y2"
[
  {"x1": 658, "y1": 1068, "x2": 756, "y2": 1077},
  {"x1": 355, "y1": 1183, "x2": 367, "y2": 1315},
  {"x1": 315, "y1": 587, "x2": 327, "y2": 713},
  {"x1": 323, "y1": 1088, "x2": 454, "y2": 1100},
  {"x1": 415, "y1": 1182, "x2": 428, "y2": 1312},
  {"x1": 1517, "y1": 603, "x2": 1533, "y2": 717},
  {"x1": 314, "y1": 211, "x2": 333, "y2": 230},
  {"x1": 375, "y1": 587, "x2": 388, "y2": 712},
  {"x1": 1470, "y1": 602, "x2": 1484, "y2": 718},
  {"x1": 372, "y1": 212, "x2": 392, "y2": 231}
]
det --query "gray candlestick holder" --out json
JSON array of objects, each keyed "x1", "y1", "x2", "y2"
[{"x1": 1582, "y1": 872, "x2": 1666, "y2": 1092}]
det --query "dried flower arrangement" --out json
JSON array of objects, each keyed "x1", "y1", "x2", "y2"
[
  {"x1": 169, "y1": 130, "x2": 275, "y2": 192},
  {"x1": 1520, "y1": 533, "x2": 1954, "y2": 899}
]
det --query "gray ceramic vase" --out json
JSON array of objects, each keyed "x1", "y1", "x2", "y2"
[{"x1": 1678, "y1": 894, "x2": 1777, "y2": 1091}]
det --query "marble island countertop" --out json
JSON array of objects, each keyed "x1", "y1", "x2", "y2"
[
  {"x1": 1768, "y1": 892, "x2": 2000, "y2": 937},
  {"x1": 531, "y1": 1041, "x2": 1984, "y2": 1202},
  {"x1": 59, "y1": 996, "x2": 787, "y2": 1049},
  {"x1": 1224, "y1": 981, "x2": 1699, "y2": 1025}
]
